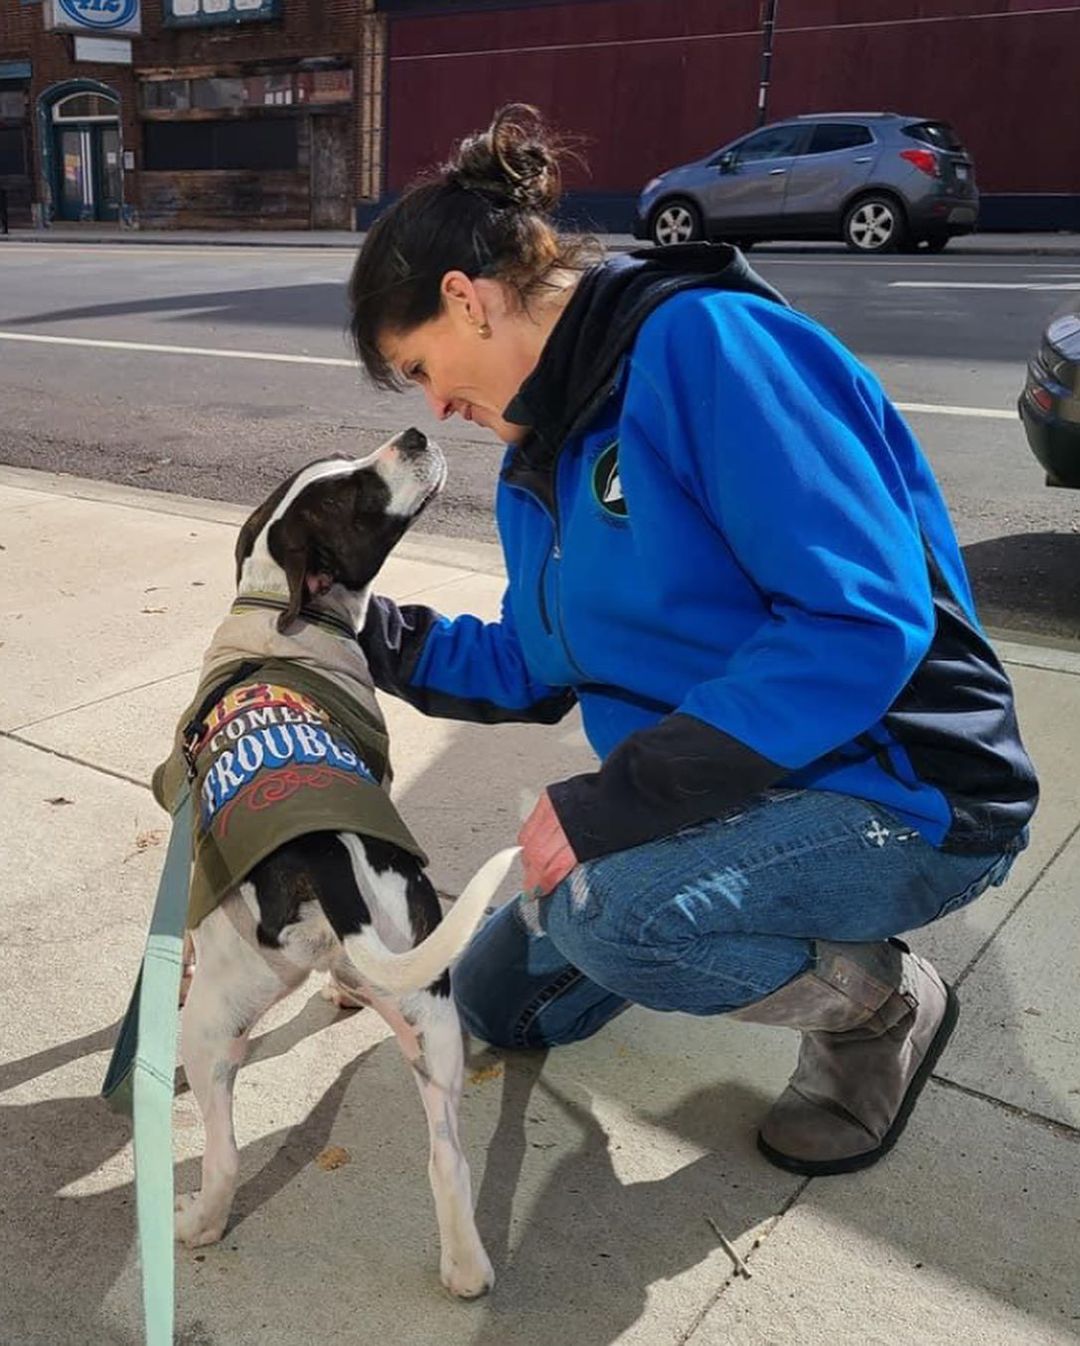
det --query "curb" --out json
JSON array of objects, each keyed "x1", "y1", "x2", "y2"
[
  {"x1": 3, "y1": 234, "x2": 1080, "y2": 257},
  {"x1": 0, "y1": 464, "x2": 506, "y2": 577},
  {"x1": 0, "y1": 235, "x2": 361, "y2": 250},
  {"x1": 5, "y1": 465, "x2": 1078, "y2": 654}
]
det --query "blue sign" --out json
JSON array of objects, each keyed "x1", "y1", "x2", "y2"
[
  {"x1": 51, "y1": 0, "x2": 141, "y2": 34},
  {"x1": 163, "y1": 0, "x2": 280, "y2": 26}
]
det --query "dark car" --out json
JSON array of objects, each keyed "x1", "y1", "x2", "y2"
[
  {"x1": 633, "y1": 112, "x2": 979, "y2": 253},
  {"x1": 1020, "y1": 308, "x2": 1080, "y2": 488}
]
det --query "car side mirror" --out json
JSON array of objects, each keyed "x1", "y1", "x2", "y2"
[{"x1": 717, "y1": 152, "x2": 737, "y2": 174}]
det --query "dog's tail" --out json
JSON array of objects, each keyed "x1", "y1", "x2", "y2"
[{"x1": 338, "y1": 846, "x2": 521, "y2": 997}]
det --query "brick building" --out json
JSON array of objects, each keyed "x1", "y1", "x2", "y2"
[
  {"x1": 0, "y1": 0, "x2": 385, "y2": 229},
  {"x1": 2, "y1": 0, "x2": 1078, "y2": 233}
]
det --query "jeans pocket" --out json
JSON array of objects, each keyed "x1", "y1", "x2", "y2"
[{"x1": 933, "y1": 847, "x2": 1021, "y2": 922}]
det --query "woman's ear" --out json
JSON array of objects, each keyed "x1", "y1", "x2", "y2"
[{"x1": 441, "y1": 270, "x2": 484, "y2": 327}]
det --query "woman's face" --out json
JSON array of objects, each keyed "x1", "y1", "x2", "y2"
[{"x1": 379, "y1": 274, "x2": 553, "y2": 445}]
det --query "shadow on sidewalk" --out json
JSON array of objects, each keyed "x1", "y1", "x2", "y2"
[
  {"x1": 470, "y1": 1061, "x2": 784, "y2": 1346},
  {"x1": 4, "y1": 284, "x2": 349, "y2": 333},
  {"x1": 963, "y1": 530, "x2": 1080, "y2": 641},
  {"x1": 0, "y1": 1006, "x2": 377, "y2": 1346},
  {"x1": 3, "y1": 718, "x2": 1071, "y2": 1344}
]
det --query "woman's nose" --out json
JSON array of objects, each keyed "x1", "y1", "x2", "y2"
[{"x1": 422, "y1": 385, "x2": 453, "y2": 421}]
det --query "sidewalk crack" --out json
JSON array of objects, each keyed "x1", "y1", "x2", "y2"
[
  {"x1": 8, "y1": 666, "x2": 199, "y2": 734},
  {"x1": 675, "y1": 1178, "x2": 811, "y2": 1345},
  {"x1": 930, "y1": 1075, "x2": 1080, "y2": 1142},
  {"x1": 1, "y1": 729, "x2": 150, "y2": 792},
  {"x1": 954, "y1": 816, "x2": 1080, "y2": 991}
]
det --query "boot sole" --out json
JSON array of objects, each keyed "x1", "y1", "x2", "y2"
[{"x1": 756, "y1": 980, "x2": 960, "y2": 1178}]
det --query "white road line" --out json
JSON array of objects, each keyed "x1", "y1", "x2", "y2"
[
  {"x1": 895, "y1": 401, "x2": 1015, "y2": 421},
  {"x1": 891, "y1": 280, "x2": 1080, "y2": 291},
  {"x1": 0, "y1": 329, "x2": 1020, "y2": 422},
  {"x1": 0, "y1": 244, "x2": 352, "y2": 260},
  {"x1": 761, "y1": 258, "x2": 1080, "y2": 270},
  {"x1": 0, "y1": 329, "x2": 354, "y2": 367}
]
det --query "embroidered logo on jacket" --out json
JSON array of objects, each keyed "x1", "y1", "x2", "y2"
[
  {"x1": 197, "y1": 682, "x2": 375, "y2": 829},
  {"x1": 592, "y1": 441, "x2": 628, "y2": 518}
]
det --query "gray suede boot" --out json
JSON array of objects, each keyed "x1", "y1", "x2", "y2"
[{"x1": 732, "y1": 939, "x2": 958, "y2": 1176}]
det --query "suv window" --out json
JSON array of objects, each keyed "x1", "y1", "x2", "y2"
[
  {"x1": 902, "y1": 121, "x2": 964, "y2": 152},
  {"x1": 807, "y1": 123, "x2": 873, "y2": 155},
  {"x1": 735, "y1": 125, "x2": 804, "y2": 163}
]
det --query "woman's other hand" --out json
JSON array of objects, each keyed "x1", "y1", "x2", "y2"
[{"x1": 518, "y1": 791, "x2": 578, "y2": 896}]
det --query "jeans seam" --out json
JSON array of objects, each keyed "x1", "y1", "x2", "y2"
[{"x1": 513, "y1": 966, "x2": 585, "y2": 1048}]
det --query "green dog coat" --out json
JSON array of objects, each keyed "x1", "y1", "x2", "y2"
[{"x1": 153, "y1": 598, "x2": 426, "y2": 930}]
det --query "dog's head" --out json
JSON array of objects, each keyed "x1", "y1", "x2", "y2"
[{"x1": 235, "y1": 427, "x2": 446, "y2": 633}]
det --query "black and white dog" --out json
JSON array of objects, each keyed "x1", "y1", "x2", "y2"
[{"x1": 173, "y1": 430, "x2": 515, "y2": 1298}]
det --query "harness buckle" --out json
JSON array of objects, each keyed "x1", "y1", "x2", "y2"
[{"x1": 181, "y1": 720, "x2": 203, "y2": 782}]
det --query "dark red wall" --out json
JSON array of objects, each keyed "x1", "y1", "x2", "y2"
[
  {"x1": 386, "y1": 0, "x2": 763, "y2": 193},
  {"x1": 768, "y1": 0, "x2": 1080, "y2": 194},
  {"x1": 383, "y1": 0, "x2": 1080, "y2": 203}
]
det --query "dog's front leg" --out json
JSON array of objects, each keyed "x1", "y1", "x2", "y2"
[{"x1": 371, "y1": 987, "x2": 494, "y2": 1299}]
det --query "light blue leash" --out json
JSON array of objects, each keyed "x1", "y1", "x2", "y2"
[{"x1": 102, "y1": 787, "x2": 193, "y2": 1346}]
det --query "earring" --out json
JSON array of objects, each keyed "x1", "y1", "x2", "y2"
[{"x1": 477, "y1": 321, "x2": 492, "y2": 340}]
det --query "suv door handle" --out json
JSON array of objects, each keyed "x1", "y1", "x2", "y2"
[
  {"x1": 769, "y1": 168, "x2": 787, "y2": 175},
  {"x1": 854, "y1": 157, "x2": 872, "y2": 163}
]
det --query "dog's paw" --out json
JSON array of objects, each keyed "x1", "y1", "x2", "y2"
[
  {"x1": 174, "y1": 1192, "x2": 227, "y2": 1249},
  {"x1": 321, "y1": 975, "x2": 367, "y2": 1010},
  {"x1": 440, "y1": 1247, "x2": 495, "y2": 1301}
]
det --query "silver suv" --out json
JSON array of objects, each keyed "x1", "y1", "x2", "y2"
[{"x1": 633, "y1": 113, "x2": 978, "y2": 254}]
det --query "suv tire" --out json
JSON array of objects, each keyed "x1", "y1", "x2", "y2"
[
  {"x1": 651, "y1": 199, "x2": 703, "y2": 247},
  {"x1": 843, "y1": 195, "x2": 908, "y2": 253}
]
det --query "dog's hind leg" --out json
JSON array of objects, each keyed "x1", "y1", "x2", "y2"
[
  {"x1": 175, "y1": 896, "x2": 301, "y2": 1248},
  {"x1": 369, "y1": 985, "x2": 494, "y2": 1299}
]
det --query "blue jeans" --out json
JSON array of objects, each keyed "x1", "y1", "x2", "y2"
[{"x1": 453, "y1": 789, "x2": 1026, "y2": 1049}]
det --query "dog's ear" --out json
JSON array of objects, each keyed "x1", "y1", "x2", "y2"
[
  {"x1": 268, "y1": 521, "x2": 310, "y2": 633},
  {"x1": 235, "y1": 474, "x2": 297, "y2": 587}
]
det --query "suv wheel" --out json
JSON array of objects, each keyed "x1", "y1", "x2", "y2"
[
  {"x1": 651, "y1": 199, "x2": 703, "y2": 246},
  {"x1": 843, "y1": 195, "x2": 908, "y2": 253}
]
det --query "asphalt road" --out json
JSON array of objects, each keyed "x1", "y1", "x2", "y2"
[{"x1": 1, "y1": 240, "x2": 1078, "y2": 638}]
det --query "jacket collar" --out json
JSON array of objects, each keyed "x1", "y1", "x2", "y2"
[{"x1": 501, "y1": 243, "x2": 787, "y2": 497}]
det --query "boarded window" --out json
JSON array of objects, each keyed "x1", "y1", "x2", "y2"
[
  {"x1": 142, "y1": 80, "x2": 191, "y2": 112},
  {"x1": 191, "y1": 78, "x2": 247, "y2": 111},
  {"x1": 0, "y1": 126, "x2": 26, "y2": 174},
  {"x1": 143, "y1": 118, "x2": 299, "y2": 171},
  {"x1": 0, "y1": 89, "x2": 26, "y2": 121}
]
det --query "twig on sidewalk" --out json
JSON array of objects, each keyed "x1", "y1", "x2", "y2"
[{"x1": 705, "y1": 1216, "x2": 752, "y2": 1279}]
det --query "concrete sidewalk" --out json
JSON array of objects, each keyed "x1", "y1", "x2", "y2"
[
  {"x1": 1, "y1": 464, "x2": 1078, "y2": 1346},
  {"x1": 2, "y1": 224, "x2": 1080, "y2": 256}
]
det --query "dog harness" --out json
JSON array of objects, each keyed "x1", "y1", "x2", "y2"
[{"x1": 153, "y1": 599, "x2": 426, "y2": 930}]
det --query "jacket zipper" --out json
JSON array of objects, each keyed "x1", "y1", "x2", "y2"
[{"x1": 505, "y1": 482, "x2": 588, "y2": 681}]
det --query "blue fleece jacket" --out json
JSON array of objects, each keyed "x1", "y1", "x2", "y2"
[{"x1": 362, "y1": 249, "x2": 1037, "y2": 860}]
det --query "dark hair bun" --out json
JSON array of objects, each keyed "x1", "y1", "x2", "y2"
[{"x1": 448, "y1": 104, "x2": 562, "y2": 214}]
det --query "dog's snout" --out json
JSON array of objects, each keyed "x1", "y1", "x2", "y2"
[{"x1": 396, "y1": 427, "x2": 428, "y2": 457}]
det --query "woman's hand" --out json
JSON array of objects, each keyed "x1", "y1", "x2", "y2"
[{"x1": 518, "y1": 791, "x2": 578, "y2": 897}]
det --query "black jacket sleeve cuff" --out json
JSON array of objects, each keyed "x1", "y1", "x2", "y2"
[
  {"x1": 359, "y1": 594, "x2": 437, "y2": 699},
  {"x1": 547, "y1": 712, "x2": 786, "y2": 861}
]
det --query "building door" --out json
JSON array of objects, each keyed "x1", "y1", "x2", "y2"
[
  {"x1": 310, "y1": 115, "x2": 351, "y2": 229},
  {"x1": 52, "y1": 91, "x2": 122, "y2": 222}
]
